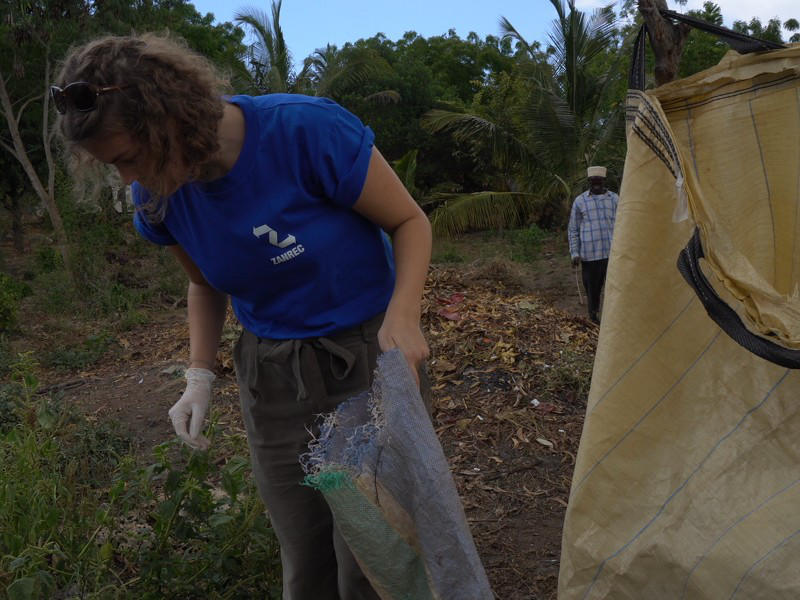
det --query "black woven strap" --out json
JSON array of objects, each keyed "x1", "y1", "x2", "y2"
[
  {"x1": 629, "y1": 24, "x2": 649, "y2": 91},
  {"x1": 659, "y1": 9, "x2": 786, "y2": 54},
  {"x1": 677, "y1": 229, "x2": 800, "y2": 368},
  {"x1": 629, "y1": 11, "x2": 787, "y2": 91}
]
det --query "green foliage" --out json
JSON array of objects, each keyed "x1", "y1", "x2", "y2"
[
  {"x1": 57, "y1": 202, "x2": 149, "y2": 320},
  {"x1": 90, "y1": 0, "x2": 250, "y2": 85},
  {"x1": 679, "y1": 2, "x2": 729, "y2": 78},
  {"x1": 537, "y1": 348, "x2": 594, "y2": 404},
  {"x1": 508, "y1": 225, "x2": 549, "y2": 263},
  {"x1": 0, "y1": 333, "x2": 13, "y2": 380},
  {"x1": 0, "y1": 365, "x2": 281, "y2": 598},
  {"x1": 422, "y1": 0, "x2": 626, "y2": 231},
  {"x1": 732, "y1": 16, "x2": 787, "y2": 43},
  {"x1": 0, "y1": 356, "x2": 30, "y2": 432},
  {"x1": 331, "y1": 30, "x2": 517, "y2": 195},
  {"x1": 33, "y1": 245, "x2": 62, "y2": 274},
  {"x1": 0, "y1": 273, "x2": 32, "y2": 331},
  {"x1": 431, "y1": 244, "x2": 465, "y2": 264},
  {"x1": 133, "y1": 447, "x2": 281, "y2": 598},
  {"x1": 235, "y1": 0, "x2": 293, "y2": 94},
  {"x1": 23, "y1": 213, "x2": 184, "y2": 327},
  {"x1": 429, "y1": 191, "x2": 540, "y2": 236},
  {"x1": 300, "y1": 43, "x2": 397, "y2": 101},
  {"x1": 0, "y1": 397, "x2": 129, "y2": 598},
  {"x1": 392, "y1": 149, "x2": 420, "y2": 198},
  {"x1": 30, "y1": 264, "x2": 147, "y2": 327},
  {"x1": 29, "y1": 269, "x2": 78, "y2": 316},
  {"x1": 95, "y1": 282, "x2": 146, "y2": 318},
  {"x1": 786, "y1": 19, "x2": 800, "y2": 43},
  {"x1": 153, "y1": 246, "x2": 190, "y2": 302},
  {"x1": 44, "y1": 332, "x2": 114, "y2": 371}
]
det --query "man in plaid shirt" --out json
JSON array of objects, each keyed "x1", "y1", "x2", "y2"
[{"x1": 568, "y1": 166, "x2": 618, "y2": 324}]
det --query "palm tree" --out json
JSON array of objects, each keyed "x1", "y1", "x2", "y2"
[
  {"x1": 232, "y1": 7, "x2": 401, "y2": 103},
  {"x1": 785, "y1": 18, "x2": 800, "y2": 43},
  {"x1": 235, "y1": 0, "x2": 295, "y2": 93},
  {"x1": 421, "y1": 0, "x2": 623, "y2": 234},
  {"x1": 302, "y1": 43, "x2": 400, "y2": 104},
  {"x1": 516, "y1": 0, "x2": 621, "y2": 196}
]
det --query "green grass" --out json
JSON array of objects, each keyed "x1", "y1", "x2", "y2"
[
  {"x1": 43, "y1": 332, "x2": 115, "y2": 371},
  {"x1": 537, "y1": 348, "x2": 594, "y2": 405},
  {"x1": 432, "y1": 226, "x2": 557, "y2": 265},
  {"x1": 0, "y1": 273, "x2": 32, "y2": 332},
  {"x1": 0, "y1": 354, "x2": 282, "y2": 599}
]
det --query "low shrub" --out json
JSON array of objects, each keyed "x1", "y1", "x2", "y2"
[
  {"x1": 509, "y1": 224, "x2": 549, "y2": 263},
  {"x1": 0, "y1": 354, "x2": 282, "y2": 599},
  {"x1": 44, "y1": 332, "x2": 115, "y2": 371},
  {"x1": 0, "y1": 273, "x2": 32, "y2": 331}
]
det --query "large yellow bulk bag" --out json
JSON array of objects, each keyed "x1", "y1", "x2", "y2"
[{"x1": 559, "y1": 45, "x2": 800, "y2": 599}]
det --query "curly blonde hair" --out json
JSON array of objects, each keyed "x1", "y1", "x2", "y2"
[{"x1": 55, "y1": 33, "x2": 230, "y2": 217}]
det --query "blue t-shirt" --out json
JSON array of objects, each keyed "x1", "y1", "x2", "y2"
[{"x1": 133, "y1": 94, "x2": 395, "y2": 339}]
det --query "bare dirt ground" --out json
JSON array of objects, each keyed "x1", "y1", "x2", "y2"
[{"x1": 18, "y1": 234, "x2": 595, "y2": 599}]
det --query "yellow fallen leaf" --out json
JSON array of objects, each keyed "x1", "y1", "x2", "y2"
[
  {"x1": 517, "y1": 300, "x2": 537, "y2": 310},
  {"x1": 435, "y1": 359, "x2": 457, "y2": 372},
  {"x1": 456, "y1": 418, "x2": 472, "y2": 430}
]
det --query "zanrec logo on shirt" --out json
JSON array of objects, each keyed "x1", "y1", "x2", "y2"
[{"x1": 252, "y1": 224, "x2": 305, "y2": 265}]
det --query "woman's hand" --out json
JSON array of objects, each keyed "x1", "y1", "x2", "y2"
[{"x1": 377, "y1": 312, "x2": 430, "y2": 386}]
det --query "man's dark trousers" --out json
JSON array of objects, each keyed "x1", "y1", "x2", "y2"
[{"x1": 581, "y1": 258, "x2": 608, "y2": 323}]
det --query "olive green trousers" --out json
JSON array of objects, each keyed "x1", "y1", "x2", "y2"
[{"x1": 234, "y1": 313, "x2": 429, "y2": 600}]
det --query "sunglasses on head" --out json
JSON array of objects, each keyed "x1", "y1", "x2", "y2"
[{"x1": 50, "y1": 82, "x2": 129, "y2": 114}]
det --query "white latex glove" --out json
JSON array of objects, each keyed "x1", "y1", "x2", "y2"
[{"x1": 168, "y1": 367, "x2": 215, "y2": 450}]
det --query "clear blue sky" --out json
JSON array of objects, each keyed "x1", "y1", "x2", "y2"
[
  {"x1": 188, "y1": 0, "x2": 796, "y2": 70},
  {"x1": 189, "y1": 0, "x2": 588, "y2": 69}
]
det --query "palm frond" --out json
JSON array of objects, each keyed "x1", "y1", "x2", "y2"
[
  {"x1": 363, "y1": 90, "x2": 401, "y2": 104},
  {"x1": 548, "y1": 0, "x2": 567, "y2": 23},
  {"x1": 428, "y1": 192, "x2": 541, "y2": 237},
  {"x1": 234, "y1": 8, "x2": 273, "y2": 55},
  {"x1": 422, "y1": 109, "x2": 496, "y2": 144},
  {"x1": 424, "y1": 109, "x2": 543, "y2": 180},
  {"x1": 308, "y1": 44, "x2": 337, "y2": 78},
  {"x1": 235, "y1": 1, "x2": 292, "y2": 93},
  {"x1": 392, "y1": 149, "x2": 418, "y2": 195},
  {"x1": 499, "y1": 16, "x2": 537, "y2": 58},
  {"x1": 318, "y1": 55, "x2": 391, "y2": 97},
  {"x1": 293, "y1": 60, "x2": 313, "y2": 89},
  {"x1": 518, "y1": 88, "x2": 575, "y2": 139},
  {"x1": 269, "y1": 0, "x2": 292, "y2": 87}
]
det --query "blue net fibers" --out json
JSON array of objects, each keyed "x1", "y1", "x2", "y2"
[{"x1": 302, "y1": 349, "x2": 494, "y2": 600}]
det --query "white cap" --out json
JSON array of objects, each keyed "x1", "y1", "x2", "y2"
[{"x1": 587, "y1": 166, "x2": 607, "y2": 178}]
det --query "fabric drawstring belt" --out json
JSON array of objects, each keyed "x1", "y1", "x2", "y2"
[
  {"x1": 298, "y1": 337, "x2": 357, "y2": 401},
  {"x1": 262, "y1": 336, "x2": 357, "y2": 402},
  {"x1": 253, "y1": 312, "x2": 383, "y2": 402}
]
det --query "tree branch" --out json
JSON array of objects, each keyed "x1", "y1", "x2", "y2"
[
  {"x1": 11, "y1": 89, "x2": 38, "y2": 109},
  {"x1": 638, "y1": 0, "x2": 691, "y2": 85},
  {"x1": 15, "y1": 94, "x2": 41, "y2": 127},
  {"x1": 0, "y1": 136, "x2": 18, "y2": 158},
  {"x1": 43, "y1": 51, "x2": 56, "y2": 200},
  {"x1": 0, "y1": 61, "x2": 72, "y2": 271}
]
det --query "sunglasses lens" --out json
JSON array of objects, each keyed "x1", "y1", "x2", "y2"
[
  {"x1": 67, "y1": 83, "x2": 97, "y2": 111},
  {"x1": 53, "y1": 82, "x2": 126, "y2": 113},
  {"x1": 50, "y1": 87, "x2": 67, "y2": 114}
]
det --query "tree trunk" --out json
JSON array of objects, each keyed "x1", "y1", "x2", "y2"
[
  {"x1": 0, "y1": 53, "x2": 71, "y2": 271},
  {"x1": 638, "y1": 0, "x2": 691, "y2": 86}
]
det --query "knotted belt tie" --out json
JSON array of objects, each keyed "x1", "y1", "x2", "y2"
[{"x1": 264, "y1": 336, "x2": 357, "y2": 402}]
